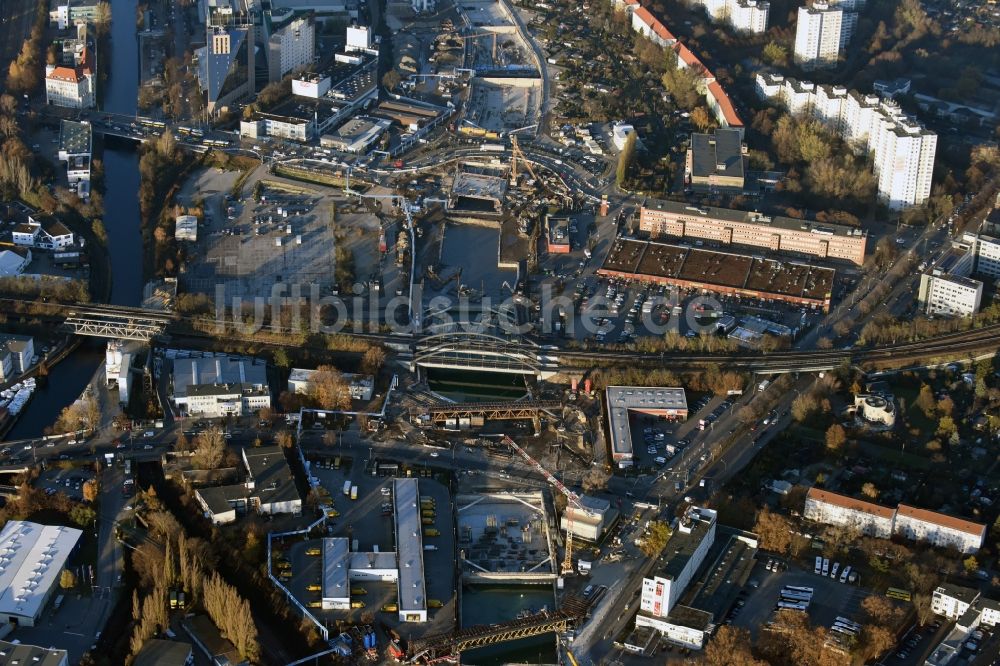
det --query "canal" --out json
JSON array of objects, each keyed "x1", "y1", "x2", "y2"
[
  {"x1": 427, "y1": 369, "x2": 529, "y2": 402},
  {"x1": 5, "y1": 0, "x2": 141, "y2": 441},
  {"x1": 461, "y1": 585, "x2": 557, "y2": 665}
]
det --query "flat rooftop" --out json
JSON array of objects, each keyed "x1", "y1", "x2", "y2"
[
  {"x1": 659, "y1": 508, "x2": 715, "y2": 582},
  {"x1": 392, "y1": 478, "x2": 426, "y2": 615},
  {"x1": 0, "y1": 641, "x2": 67, "y2": 666},
  {"x1": 547, "y1": 215, "x2": 570, "y2": 246},
  {"x1": 322, "y1": 537, "x2": 350, "y2": 601},
  {"x1": 243, "y1": 446, "x2": 301, "y2": 508},
  {"x1": 600, "y1": 238, "x2": 835, "y2": 302},
  {"x1": 196, "y1": 484, "x2": 245, "y2": 514},
  {"x1": 642, "y1": 199, "x2": 864, "y2": 239},
  {"x1": 0, "y1": 521, "x2": 82, "y2": 622},
  {"x1": 59, "y1": 119, "x2": 91, "y2": 155},
  {"x1": 606, "y1": 386, "x2": 688, "y2": 459},
  {"x1": 172, "y1": 355, "x2": 268, "y2": 397},
  {"x1": 689, "y1": 129, "x2": 743, "y2": 180},
  {"x1": 133, "y1": 639, "x2": 193, "y2": 666}
]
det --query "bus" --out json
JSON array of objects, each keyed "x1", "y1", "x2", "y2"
[
  {"x1": 780, "y1": 591, "x2": 812, "y2": 603},
  {"x1": 776, "y1": 601, "x2": 808, "y2": 611},
  {"x1": 785, "y1": 586, "x2": 814, "y2": 594},
  {"x1": 830, "y1": 624, "x2": 857, "y2": 637},
  {"x1": 835, "y1": 617, "x2": 861, "y2": 631},
  {"x1": 886, "y1": 587, "x2": 912, "y2": 602}
]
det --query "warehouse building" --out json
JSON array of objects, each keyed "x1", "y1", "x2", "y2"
[
  {"x1": 194, "y1": 446, "x2": 302, "y2": 524},
  {"x1": 0, "y1": 641, "x2": 67, "y2": 666},
  {"x1": 685, "y1": 129, "x2": 746, "y2": 193},
  {"x1": 393, "y1": 478, "x2": 427, "y2": 622},
  {"x1": 606, "y1": 385, "x2": 688, "y2": 467},
  {"x1": 599, "y1": 238, "x2": 836, "y2": 312},
  {"x1": 0, "y1": 521, "x2": 82, "y2": 627},
  {"x1": 170, "y1": 355, "x2": 271, "y2": 418}
]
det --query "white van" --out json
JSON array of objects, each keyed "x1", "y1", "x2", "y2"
[
  {"x1": 814, "y1": 556, "x2": 822, "y2": 574},
  {"x1": 822, "y1": 558, "x2": 830, "y2": 576},
  {"x1": 839, "y1": 566, "x2": 851, "y2": 583}
]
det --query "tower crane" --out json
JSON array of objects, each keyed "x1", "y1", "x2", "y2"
[{"x1": 502, "y1": 435, "x2": 584, "y2": 575}]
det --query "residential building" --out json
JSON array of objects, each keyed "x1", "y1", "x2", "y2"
[
  {"x1": 57, "y1": 120, "x2": 92, "y2": 193},
  {"x1": 195, "y1": 445, "x2": 302, "y2": 524},
  {"x1": 267, "y1": 13, "x2": 315, "y2": 82},
  {"x1": 893, "y1": 504, "x2": 986, "y2": 554},
  {"x1": 631, "y1": 7, "x2": 676, "y2": 47},
  {"x1": 612, "y1": 122, "x2": 636, "y2": 151},
  {"x1": 932, "y1": 583, "x2": 980, "y2": 621},
  {"x1": 873, "y1": 77, "x2": 911, "y2": 99},
  {"x1": 0, "y1": 641, "x2": 68, "y2": 666},
  {"x1": 0, "y1": 521, "x2": 82, "y2": 627},
  {"x1": 287, "y1": 368, "x2": 374, "y2": 402},
  {"x1": 804, "y1": 487, "x2": 896, "y2": 537},
  {"x1": 918, "y1": 243, "x2": 983, "y2": 317},
  {"x1": 756, "y1": 73, "x2": 936, "y2": 209},
  {"x1": 637, "y1": 506, "x2": 717, "y2": 621},
  {"x1": 0, "y1": 334, "x2": 35, "y2": 374},
  {"x1": 50, "y1": 0, "x2": 104, "y2": 30},
  {"x1": 45, "y1": 47, "x2": 95, "y2": 109},
  {"x1": 606, "y1": 386, "x2": 688, "y2": 467},
  {"x1": 804, "y1": 489, "x2": 987, "y2": 553},
  {"x1": 691, "y1": 0, "x2": 769, "y2": 33},
  {"x1": 639, "y1": 199, "x2": 867, "y2": 265},
  {"x1": 963, "y1": 215, "x2": 1000, "y2": 279},
  {"x1": 171, "y1": 355, "x2": 271, "y2": 417},
  {"x1": 10, "y1": 212, "x2": 76, "y2": 252},
  {"x1": 200, "y1": 25, "x2": 255, "y2": 115},
  {"x1": 794, "y1": 2, "x2": 845, "y2": 70},
  {"x1": 685, "y1": 128, "x2": 747, "y2": 193},
  {"x1": 926, "y1": 584, "x2": 1000, "y2": 666}
]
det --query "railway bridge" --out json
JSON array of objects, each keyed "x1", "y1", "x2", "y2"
[{"x1": 407, "y1": 595, "x2": 591, "y2": 663}]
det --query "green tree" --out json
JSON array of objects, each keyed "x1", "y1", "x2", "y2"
[
  {"x1": 272, "y1": 348, "x2": 290, "y2": 368},
  {"x1": 963, "y1": 555, "x2": 979, "y2": 575},
  {"x1": 762, "y1": 41, "x2": 788, "y2": 66},
  {"x1": 69, "y1": 504, "x2": 96, "y2": 527}
]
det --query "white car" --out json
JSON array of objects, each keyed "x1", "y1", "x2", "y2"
[{"x1": 429, "y1": 452, "x2": 439, "y2": 458}]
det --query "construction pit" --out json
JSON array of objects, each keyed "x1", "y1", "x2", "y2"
[{"x1": 456, "y1": 491, "x2": 557, "y2": 584}]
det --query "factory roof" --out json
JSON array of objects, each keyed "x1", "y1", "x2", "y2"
[
  {"x1": 172, "y1": 355, "x2": 268, "y2": 398},
  {"x1": 322, "y1": 537, "x2": 350, "y2": 601},
  {"x1": 0, "y1": 641, "x2": 67, "y2": 666},
  {"x1": 606, "y1": 386, "x2": 687, "y2": 459},
  {"x1": 0, "y1": 521, "x2": 82, "y2": 622},
  {"x1": 392, "y1": 478, "x2": 426, "y2": 615},
  {"x1": 242, "y1": 446, "x2": 301, "y2": 508},
  {"x1": 133, "y1": 639, "x2": 194, "y2": 666},
  {"x1": 59, "y1": 119, "x2": 91, "y2": 155},
  {"x1": 689, "y1": 129, "x2": 744, "y2": 180}
]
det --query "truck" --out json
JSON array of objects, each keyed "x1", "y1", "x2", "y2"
[
  {"x1": 350, "y1": 485, "x2": 358, "y2": 500},
  {"x1": 53, "y1": 594, "x2": 64, "y2": 611},
  {"x1": 343, "y1": 481, "x2": 352, "y2": 496}
]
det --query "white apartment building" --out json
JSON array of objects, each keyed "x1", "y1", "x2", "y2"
[
  {"x1": 918, "y1": 243, "x2": 983, "y2": 317},
  {"x1": 268, "y1": 15, "x2": 315, "y2": 82},
  {"x1": 803, "y1": 487, "x2": 895, "y2": 538},
  {"x1": 963, "y1": 218, "x2": 1000, "y2": 280},
  {"x1": 794, "y1": 2, "x2": 844, "y2": 70},
  {"x1": 893, "y1": 504, "x2": 987, "y2": 555},
  {"x1": 932, "y1": 584, "x2": 980, "y2": 621},
  {"x1": 638, "y1": 507, "x2": 717, "y2": 620},
  {"x1": 756, "y1": 73, "x2": 936, "y2": 209},
  {"x1": 692, "y1": 0, "x2": 769, "y2": 33}
]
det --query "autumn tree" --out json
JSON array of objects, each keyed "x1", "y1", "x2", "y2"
[
  {"x1": 690, "y1": 106, "x2": 713, "y2": 131},
  {"x1": 191, "y1": 426, "x2": 227, "y2": 469},
  {"x1": 762, "y1": 41, "x2": 788, "y2": 66},
  {"x1": 963, "y1": 555, "x2": 979, "y2": 575},
  {"x1": 82, "y1": 479, "x2": 98, "y2": 502},
  {"x1": 698, "y1": 625, "x2": 768, "y2": 665},
  {"x1": 825, "y1": 423, "x2": 847, "y2": 453},
  {"x1": 361, "y1": 346, "x2": 386, "y2": 376},
  {"x1": 615, "y1": 130, "x2": 636, "y2": 188},
  {"x1": 862, "y1": 594, "x2": 902, "y2": 625},
  {"x1": 60, "y1": 568, "x2": 77, "y2": 589},
  {"x1": 202, "y1": 573, "x2": 260, "y2": 662},
  {"x1": 639, "y1": 521, "x2": 671, "y2": 557},
  {"x1": 754, "y1": 507, "x2": 794, "y2": 555},
  {"x1": 305, "y1": 365, "x2": 352, "y2": 411},
  {"x1": 861, "y1": 482, "x2": 879, "y2": 499}
]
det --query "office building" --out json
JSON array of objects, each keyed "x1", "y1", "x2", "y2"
[
  {"x1": 45, "y1": 47, "x2": 95, "y2": 109},
  {"x1": 194, "y1": 446, "x2": 302, "y2": 524},
  {"x1": 0, "y1": 334, "x2": 35, "y2": 375},
  {"x1": 606, "y1": 386, "x2": 688, "y2": 466},
  {"x1": 918, "y1": 243, "x2": 983, "y2": 317},
  {"x1": 57, "y1": 120, "x2": 92, "y2": 189},
  {"x1": 636, "y1": 506, "x2": 717, "y2": 633},
  {"x1": 0, "y1": 521, "x2": 82, "y2": 627},
  {"x1": 170, "y1": 354, "x2": 271, "y2": 417},
  {"x1": 639, "y1": 199, "x2": 867, "y2": 265},
  {"x1": 267, "y1": 13, "x2": 315, "y2": 82},
  {"x1": 756, "y1": 72, "x2": 936, "y2": 209},
  {"x1": 685, "y1": 129, "x2": 746, "y2": 193},
  {"x1": 201, "y1": 25, "x2": 255, "y2": 115},
  {"x1": 320, "y1": 116, "x2": 391, "y2": 153},
  {"x1": 691, "y1": 0, "x2": 769, "y2": 33},
  {"x1": 803, "y1": 487, "x2": 895, "y2": 538},
  {"x1": 794, "y1": 2, "x2": 845, "y2": 70},
  {"x1": 49, "y1": 0, "x2": 103, "y2": 30},
  {"x1": 804, "y1": 489, "x2": 987, "y2": 553}
]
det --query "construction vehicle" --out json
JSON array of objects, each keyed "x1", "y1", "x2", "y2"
[{"x1": 503, "y1": 435, "x2": 583, "y2": 575}]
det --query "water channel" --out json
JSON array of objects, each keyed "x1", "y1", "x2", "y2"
[{"x1": 6, "y1": 0, "x2": 141, "y2": 441}]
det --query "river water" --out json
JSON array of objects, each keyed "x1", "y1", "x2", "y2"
[
  {"x1": 5, "y1": 0, "x2": 141, "y2": 441},
  {"x1": 461, "y1": 586, "x2": 557, "y2": 665}
]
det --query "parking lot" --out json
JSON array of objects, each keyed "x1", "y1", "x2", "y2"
[
  {"x1": 732, "y1": 560, "x2": 869, "y2": 638},
  {"x1": 36, "y1": 464, "x2": 96, "y2": 501}
]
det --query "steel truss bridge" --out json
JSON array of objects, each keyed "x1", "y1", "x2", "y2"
[
  {"x1": 407, "y1": 595, "x2": 591, "y2": 663},
  {"x1": 413, "y1": 332, "x2": 558, "y2": 377},
  {"x1": 413, "y1": 399, "x2": 563, "y2": 425},
  {"x1": 61, "y1": 304, "x2": 173, "y2": 341}
]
